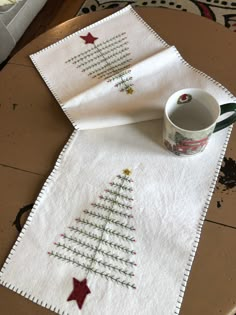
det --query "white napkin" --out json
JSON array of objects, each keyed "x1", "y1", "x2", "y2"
[{"x1": 0, "y1": 5, "x2": 235, "y2": 315}]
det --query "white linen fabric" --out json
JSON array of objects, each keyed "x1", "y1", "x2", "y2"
[
  {"x1": 28, "y1": 5, "x2": 234, "y2": 131},
  {"x1": 0, "y1": 5, "x2": 235, "y2": 315}
]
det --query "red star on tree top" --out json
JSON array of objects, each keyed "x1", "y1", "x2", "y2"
[
  {"x1": 80, "y1": 32, "x2": 98, "y2": 44},
  {"x1": 67, "y1": 278, "x2": 91, "y2": 309}
]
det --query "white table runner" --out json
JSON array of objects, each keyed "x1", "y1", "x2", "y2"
[{"x1": 0, "y1": 6, "x2": 235, "y2": 315}]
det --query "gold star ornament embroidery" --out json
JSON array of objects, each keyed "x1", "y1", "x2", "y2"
[
  {"x1": 126, "y1": 87, "x2": 134, "y2": 94},
  {"x1": 123, "y1": 169, "x2": 132, "y2": 176}
]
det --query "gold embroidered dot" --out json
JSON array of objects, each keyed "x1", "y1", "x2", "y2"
[
  {"x1": 126, "y1": 87, "x2": 134, "y2": 95},
  {"x1": 123, "y1": 169, "x2": 132, "y2": 176}
]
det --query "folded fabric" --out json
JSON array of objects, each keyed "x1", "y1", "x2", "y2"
[
  {"x1": 0, "y1": 5, "x2": 235, "y2": 315},
  {"x1": 29, "y1": 6, "x2": 232, "y2": 130}
]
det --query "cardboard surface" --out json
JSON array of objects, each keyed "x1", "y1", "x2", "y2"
[{"x1": 0, "y1": 7, "x2": 236, "y2": 315}]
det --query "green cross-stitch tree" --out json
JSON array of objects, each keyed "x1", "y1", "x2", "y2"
[
  {"x1": 65, "y1": 32, "x2": 134, "y2": 94},
  {"x1": 48, "y1": 169, "x2": 136, "y2": 309}
]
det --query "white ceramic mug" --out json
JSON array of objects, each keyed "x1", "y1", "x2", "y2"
[{"x1": 163, "y1": 88, "x2": 236, "y2": 156}]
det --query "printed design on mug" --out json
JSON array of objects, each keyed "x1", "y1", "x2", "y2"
[
  {"x1": 177, "y1": 94, "x2": 192, "y2": 104},
  {"x1": 164, "y1": 132, "x2": 210, "y2": 156}
]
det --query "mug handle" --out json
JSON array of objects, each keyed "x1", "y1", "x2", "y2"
[{"x1": 214, "y1": 103, "x2": 236, "y2": 133}]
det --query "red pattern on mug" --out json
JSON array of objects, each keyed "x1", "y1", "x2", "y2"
[{"x1": 177, "y1": 93, "x2": 192, "y2": 104}]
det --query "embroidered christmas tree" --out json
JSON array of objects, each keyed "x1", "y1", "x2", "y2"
[
  {"x1": 48, "y1": 169, "x2": 136, "y2": 309},
  {"x1": 65, "y1": 32, "x2": 134, "y2": 94}
]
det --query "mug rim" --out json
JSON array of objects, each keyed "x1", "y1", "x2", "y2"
[{"x1": 165, "y1": 88, "x2": 221, "y2": 133}]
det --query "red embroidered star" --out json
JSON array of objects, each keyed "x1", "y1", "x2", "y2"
[
  {"x1": 80, "y1": 32, "x2": 98, "y2": 44},
  {"x1": 67, "y1": 278, "x2": 91, "y2": 309}
]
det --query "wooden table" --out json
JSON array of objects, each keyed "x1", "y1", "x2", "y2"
[{"x1": 0, "y1": 7, "x2": 236, "y2": 315}]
